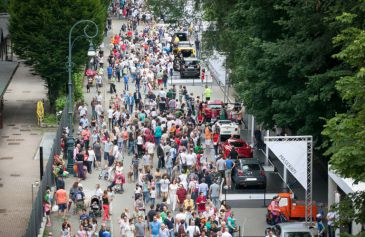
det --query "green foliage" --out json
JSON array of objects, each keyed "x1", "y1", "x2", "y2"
[
  {"x1": 330, "y1": 191, "x2": 365, "y2": 231},
  {"x1": 200, "y1": 0, "x2": 357, "y2": 146},
  {"x1": 43, "y1": 113, "x2": 58, "y2": 125},
  {"x1": 322, "y1": 0, "x2": 365, "y2": 183},
  {"x1": 8, "y1": 0, "x2": 107, "y2": 109},
  {"x1": 55, "y1": 96, "x2": 66, "y2": 112},
  {"x1": 73, "y1": 72, "x2": 84, "y2": 102},
  {"x1": 147, "y1": 0, "x2": 187, "y2": 23},
  {"x1": 0, "y1": 0, "x2": 7, "y2": 12}
]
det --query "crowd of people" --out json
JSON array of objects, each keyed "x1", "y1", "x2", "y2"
[{"x1": 46, "y1": 1, "x2": 243, "y2": 237}]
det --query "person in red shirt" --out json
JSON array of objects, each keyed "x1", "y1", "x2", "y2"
[
  {"x1": 197, "y1": 111, "x2": 205, "y2": 125},
  {"x1": 213, "y1": 132, "x2": 219, "y2": 155},
  {"x1": 196, "y1": 192, "x2": 207, "y2": 213},
  {"x1": 176, "y1": 184, "x2": 187, "y2": 209}
]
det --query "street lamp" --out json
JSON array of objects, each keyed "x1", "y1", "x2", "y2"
[
  {"x1": 66, "y1": 20, "x2": 99, "y2": 174},
  {"x1": 224, "y1": 185, "x2": 228, "y2": 203}
]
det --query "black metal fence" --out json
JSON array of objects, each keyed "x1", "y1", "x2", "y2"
[{"x1": 23, "y1": 107, "x2": 67, "y2": 237}]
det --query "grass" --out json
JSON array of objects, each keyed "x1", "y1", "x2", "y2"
[{"x1": 43, "y1": 113, "x2": 58, "y2": 125}]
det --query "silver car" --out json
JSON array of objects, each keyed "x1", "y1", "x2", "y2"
[{"x1": 273, "y1": 222, "x2": 318, "y2": 237}]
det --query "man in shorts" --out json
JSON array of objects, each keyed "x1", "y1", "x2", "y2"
[{"x1": 55, "y1": 185, "x2": 68, "y2": 217}]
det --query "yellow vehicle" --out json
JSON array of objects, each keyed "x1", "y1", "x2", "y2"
[{"x1": 173, "y1": 46, "x2": 196, "y2": 58}]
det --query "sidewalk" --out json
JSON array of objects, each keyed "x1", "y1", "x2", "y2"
[{"x1": 0, "y1": 62, "x2": 48, "y2": 237}]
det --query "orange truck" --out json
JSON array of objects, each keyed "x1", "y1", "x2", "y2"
[{"x1": 277, "y1": 192, "x2": 317, "y2": 221}]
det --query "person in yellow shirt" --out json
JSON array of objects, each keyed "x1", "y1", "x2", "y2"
[
  {"x1": 183, "y1": 194, "x2": 195, "y2": 210},
  {"x1": 204, "y1": 85, "x2": 212, "y2": 101}
]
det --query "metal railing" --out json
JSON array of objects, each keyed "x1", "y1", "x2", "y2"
[{"x1": 23, "y1": 107, "x2": 67, "y2": 237}]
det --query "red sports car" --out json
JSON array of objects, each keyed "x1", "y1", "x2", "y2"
[
  {"x1": 203, "y1": 100, "x2": 224, "y2": 122},
  {"x1": 221, "y1": 138, "x2": 253, "y2": 159}
]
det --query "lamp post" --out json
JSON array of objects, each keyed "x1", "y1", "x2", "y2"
[
  {"x1": 224, "y1": 185, "x2": 228, "y2": 203},
  {"x1": 66, "y1": 20, "x2": 98, "y2": 174}
]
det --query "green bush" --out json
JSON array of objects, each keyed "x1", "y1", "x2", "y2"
[
  {"x1": 55, "y1": 96, "x2": 66, "y2": 112},
  {"x1": 43, "y1": 113, "x2": 58, "y2": 125},
  {"x1": 73, "y1": 72, "x2": 84, "y2": 102}
]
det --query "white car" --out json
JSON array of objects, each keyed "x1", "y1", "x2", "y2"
[{"x1": 214, "y1": 120, "x2": 240, "y2": 141}]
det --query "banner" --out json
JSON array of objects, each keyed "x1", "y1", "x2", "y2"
[{"x1": 265, "y1": 140, "x2": 308, "y2": 190}]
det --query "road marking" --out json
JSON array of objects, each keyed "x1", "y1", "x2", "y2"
[{"x1": 221, "y1": 193, "x2": 278, "y2": 200}]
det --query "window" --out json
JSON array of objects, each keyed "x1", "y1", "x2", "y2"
[
  {"x1": 240, "y1": 164, "x2": 260, "y2": 171},
  {"x1": 207, "y1": 104, "x2": 222, "y2": 109},
  {"x1": 230, "y1": 142, "x2": 244, "y2": 147},
  {"x1": 284, "y1": 232, "x2": 312, "y2": 237}
]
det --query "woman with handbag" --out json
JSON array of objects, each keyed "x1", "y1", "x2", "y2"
[{"x1": 186, "y1": 219, "x2": 200, "y2": 237}]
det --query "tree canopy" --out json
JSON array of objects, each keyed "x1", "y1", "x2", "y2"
[
  {"x1": 322, "y1": 2, "x2": 365, "y2": 183},
  {"x1": 8, "y1": 0, "x2": 109, "y2": 108}
]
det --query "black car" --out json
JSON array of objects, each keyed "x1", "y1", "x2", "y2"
[
  {"x1": 172, "y1": 32, "x2": 188, "y2": 42},
  {"x1": 232, "y1": 159, "x2": 266, "y2": 189},
  {"x1": 180, "y1": 57, "x2": 200, "y2": 78}
]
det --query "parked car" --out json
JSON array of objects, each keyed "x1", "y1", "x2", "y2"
[
  {"x1": 203, "y1": 100, "x2": 224, "y2": 122},
  {"x1": 214, "y1": 120, "x2": 240, "y2": 141},
  {"x1": 232, "y1": 159, "x2": 266, "y2": 189},
  {"x1": 272, "y1": 222, "x2": 318, "y2": 237},
  {"x1": 180, "y1": 57, "x2": 200, "y2": 78},
  {"x1": 221, "y1": 138, "x2": 253, "y2": 158},
  {"x1": 172, "y1": 32, "x2": 188, "y2": 42}
]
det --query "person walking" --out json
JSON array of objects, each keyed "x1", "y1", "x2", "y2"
[
  {"x1": 203, "y1": 85, "x2": 212, "y2": 101},
  {"x1": 86, "y1": 146, "x2": 95, "y2": 174},
  {"x1": 102, "y1": 190, "x2": 110, "y2": 221}
]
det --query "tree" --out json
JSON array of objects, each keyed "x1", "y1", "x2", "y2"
[
  {"x1": 322, "y1": 2, "x2": 365, "y2": 183},
  {"x1": 200, "y1": 0, "x2": 353, "y2": 147},
  {"x1": 0, "y1": 0, "x2": 7, "y2": 12},
  {"x1": 8, "y1": 0, "x2": 108, "y2": 109},
  {"x1": 147, "y1": 0, "x2": 188, "y2": 24}
]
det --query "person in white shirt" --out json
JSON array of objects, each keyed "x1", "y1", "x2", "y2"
[
  {"x1": 95, "y1": 184, "x2": 103, "y2": 198},
  {"x1": 160, "y1": 175, "x2": 170, "y2": 199},
  {"x1": 107, "y1": 106, "x2": 114, "y2": 129},
  {"x1": 185, "y1": 150, "x2": 196, "y2": 169},
  {"x1": 222, "y1": 228, "x2": 232, "y2": 237},
  {"x1": 146, "y1": 141, "x2": 155, "y2": 167},
  {"x1": 78, "y1": 104, "x2": 87, "y2": 117},
  {"x1": 186, "y1": 220, "x2": 200, "y2": 237}
]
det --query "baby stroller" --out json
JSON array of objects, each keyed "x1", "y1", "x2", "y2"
[
  {"x1": 114, "y1": 173, "x2": 125, "y2": 194},
  {"x1": 89, "y1": 195, "x2": 102, "y2": 218},
  {"x1": 98, "y1": 167, "x2": 109, "y2": 180}
]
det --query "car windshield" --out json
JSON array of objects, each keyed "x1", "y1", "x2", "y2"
[
  {"x1": 208, "y1": 104, "x2": 222, "y2": 109},
  {"x1": 182, "y1": 60, "x2": 199, "y2": 66},
  {"x1": 230, "y1": 142, "x2": 244, "y2": 147},
  {"x1": 284, "y1": 232, "x2": 312, "y2": 237},
  {"x1": 181, "y1": 50, "x2": 194, "y2": 57},
  {"x1": 240, "y1": 164, "x2": 260, "y2": 171},
  {"x1": 218, "y1": 120, "x2": 232, "y2": 124},
  {"x1": 175, "y1": 33, "x2": 187, "y2": 41}
]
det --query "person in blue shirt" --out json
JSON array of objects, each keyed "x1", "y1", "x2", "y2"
[
  {"x1": 124, "y1": 74, "x2": 129, "y2": 90},
  {"x1": 79, "y1": 209, "x2": 90, "y2": 221},
  {"x1": 154, "y1": 123, "x2": 162, "y2": 146},
  {"x1": 225, "y1": 157, "x2": 235, "y2": 189},
  {"x1": 107, "y1": 65, "x2": 113, "y2": 80},
  {"x1": 127, "y1": 92, "x2": 134, "y2": 113},
  {"x1": 150, "y1": 216, "x2": 161, "y2": 237}
]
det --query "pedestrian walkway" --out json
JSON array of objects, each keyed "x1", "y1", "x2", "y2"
[{"x1": 0, "y1": 62, "x2": 48, "y2": 237}]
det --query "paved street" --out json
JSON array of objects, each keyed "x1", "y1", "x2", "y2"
[
  {"x1": 42, "y1": 14, "x2": 282, "y2": 236},
  {"x1": 0, "y1": 63, "x2": 49, "y2": 237}
]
